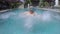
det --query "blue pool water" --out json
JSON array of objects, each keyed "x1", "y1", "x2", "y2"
[{"x1": 0, "y1": 8, "x2": 60, "y2": 34}]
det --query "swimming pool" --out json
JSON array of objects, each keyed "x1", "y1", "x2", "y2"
[{"x1": 0, "y1": 8, "x2": 60, "y2": 34}]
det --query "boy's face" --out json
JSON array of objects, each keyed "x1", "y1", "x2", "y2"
[{"x1": 29, "y1": 10, "x2": 34, "y2": 14}]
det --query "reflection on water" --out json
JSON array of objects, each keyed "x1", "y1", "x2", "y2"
[{"x1": 0, "y1": 9, "x2": 60, "y2": 34}]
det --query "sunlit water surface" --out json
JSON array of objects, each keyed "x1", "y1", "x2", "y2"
[{"x1": 0, "y1": 8, "x2": 60, "y2": 34}]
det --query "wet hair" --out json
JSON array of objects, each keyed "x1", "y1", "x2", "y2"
[
  {"x1": 29, "y1": 10, "x2": 34, "y2": 13},
  {"x1": 29, "y1": 10, "x2": 34, "y2": 14}
]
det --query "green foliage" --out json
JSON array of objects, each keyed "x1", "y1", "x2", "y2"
[
  {"x1": 39, "y1": 2, "x2": 44, "y2": 8},
  {"x1": 39, "y1": 1, "x2": 49, "y2": 8},
  {"x1": 25, "y1": 0, "x2": 32, "y2": 5},
  {"x1": 44, "y1": 2, "x2": 49, "y2": 7},
  {"x1": 26, "y1": 0, "x2": 32, "y2": 4},
  {"x1": 10, "y1": 2, "x2": 22, "y2": 8},
  {"x1": 39, "y1": 0, "x2": 44, "y2": 7}
]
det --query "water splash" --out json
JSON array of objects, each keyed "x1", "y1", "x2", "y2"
[
  {"x1": 0, "y1": 12, "x2": 16, "y2": 19},
  {"x1": 42, "y1": 11, "x2": 51, "y2": 21}
]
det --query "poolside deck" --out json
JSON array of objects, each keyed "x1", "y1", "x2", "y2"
[
  {"x1": 36, "y1": 6, "x2": 60, "y2": 12},
  {"x1": 0, "y1": 6, "x2": 60, "y2": 13},
  {"x1": 0, "y1": 9, "x2": 12, "y2": 13},
  {"x1": 39, "y1": 8, "x2": 60, "y2": 12}
]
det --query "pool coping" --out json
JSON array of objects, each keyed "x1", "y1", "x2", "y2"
[
  {"x1": 0, "y1": 8, "x2": 60, "y2": 13},
  {"x1": 0, "y1": 9, "x2": 12, "y2": 13},
  {"x1": 37, "y1": 8, "x2": 60, "y2": 13}
]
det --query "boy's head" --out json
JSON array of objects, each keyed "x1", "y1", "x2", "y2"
[{"x1": 29, "y1": 10, "x2": 34, "y2": 14}]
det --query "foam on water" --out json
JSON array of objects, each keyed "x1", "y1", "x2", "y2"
[
  {"x1": 42, "y1": 11, "x2": 51, "y2": 21},
  {"x1": 0, "y1": 12, "x2": 16, "y2": 19}
]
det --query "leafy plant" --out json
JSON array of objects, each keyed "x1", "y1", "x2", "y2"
[
  {"x1": 39, "y1": 3, "x2": 44, "y2": 7},
  {"x1": 9, "y1": 2, "x2": 22, "y2": 8},
  {"x1": 39, "y1": 0, "x2": 49, "y2": 8},
  {"x1": 26, "y1": 0, "x2": 32, "y2": 4},
  {"x1": 24, "y1": 0, "x2": 32, "y2": 8},
  {"x1": 39, "y1": 0, "x2": 45, "y2": 7},
  {"x1": 44, "y1": 2, "x2": 49, "y2": 7}
]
